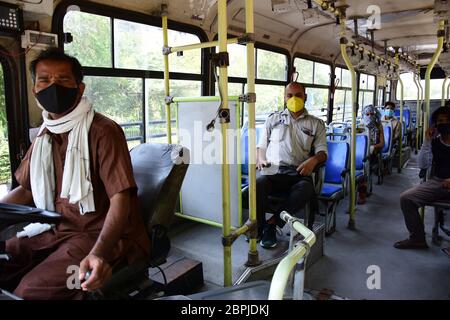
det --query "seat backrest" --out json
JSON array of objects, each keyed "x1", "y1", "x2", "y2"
[
  {"x1": 382, "y1": 124, "x2": 392, "y2": 155},
  {"x1": 130, "y1": 143, "x2": 189, "y2": 231},
  {"x1": 355, "y1": 134, "x2": 368, "y2": 170},
  {"x1": 324, "y1": 141, "x2": 349, "y2": 184}
]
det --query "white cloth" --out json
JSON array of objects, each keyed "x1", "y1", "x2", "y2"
[
  {"x1": 16, "y1": 223, "x2": 53, "y2": 238},
  {"x1": 30, "y1": 97, "x2": 95, "y2": 215}
]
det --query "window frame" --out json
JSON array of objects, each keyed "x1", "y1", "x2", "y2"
[
  {"x1": 333, "y1": 65, "x2": 353, "y2": 123},
  {"x1": 53, "y1": 0, "x2": 209, "y2": 143},
  {"x1": 0, "y1": 45, "x2": 29, "y2": 188}
]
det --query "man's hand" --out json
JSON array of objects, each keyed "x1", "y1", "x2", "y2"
[
  {"x1": 256, "y1": 158, "x2": 270, "y2": 171},
  {"x1": 296, "y1": 157, "x2": 318, "y2": 176},
  {"x1": 442, "y1": 179, "x2": 450, "y2": 189},
  {"x1": 79, "y1": 254, "x2": 112, "y2": 292}
]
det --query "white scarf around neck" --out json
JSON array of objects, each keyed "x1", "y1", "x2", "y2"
[{"x1": 30, "y1": 96, "x2": 96, "y2": 215}]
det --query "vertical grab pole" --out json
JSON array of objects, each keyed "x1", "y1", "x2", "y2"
[
  {"x1": 162, "y1": 7, "x2": 172, "y2": 144},
  {"x1": 447, "y1": 82, "x2": 450, "y2": 99},
  {"x1": 339, "y1": 16, "x2": 357, "y2": 229},
  {"x1": 424, "y1": 20, "x2": 445, "y2": 136},
  {"x1": 413, "y1": 72, "x2": 420, "y2": 154},
  {"x1": 218, "y1": 0, "x2": 232, "y2": 287},
  {"x1": 418, "y1": 70, "x2": 424, "y2": 148},
  {"x1": 245, "y1": 0, "x2": 260, "y2": 266},
  {"x1": 395, "y1": 53, "x2": 404, "y2": 173},
  {"x1": 442, "y1": 76, "x2": 448, "y2": 106}
]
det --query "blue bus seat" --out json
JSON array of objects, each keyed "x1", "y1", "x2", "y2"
[{"x1": 319, "y1": 140, "x2": 349, "y2": 235}]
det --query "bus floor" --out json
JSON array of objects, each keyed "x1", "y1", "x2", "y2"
[{"x1": 168, "y1": 153, "x2": 450, "y2": 300}]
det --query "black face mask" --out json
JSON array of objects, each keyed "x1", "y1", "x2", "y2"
[
  {"x1": 36, "y1": 83, "x2": 79, "y2": 115},
  {"x1": 437, "y1": 122, "x2": 450, "y2": 136}
]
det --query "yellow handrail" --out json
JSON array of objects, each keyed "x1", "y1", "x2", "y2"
[
  {"x1": 162, "y1": 11, "x2": 172, "y2": 144},
  {"x1": 218, "y1": 0, "x2": 232, "y2": 287},
  {"x1": 245, "y1": 0, "x2": 259, "y2": 265},
  {"x1": 424, "y1": 20, "x2": 445, "y2": 136},
  {"x1": 413, "y1": 72, "x2": 420, "y2": 153},
  {"x1": 268, "y1": 212, "x2": 316, "y2": 300},
  {"x1": 442, "y1": 76, "x2": 448, "y2": 107},
  {"x1": 395, "y1": 53, "x2": 404, "y2": 173},
  {"x1": 417, "y1": 70, "x2": 424, "y2": 148},
  {"x1": 339, "y1": 17, "x2": 357, "y2": 229},
  {"x1": 169, "y1": 38, "x2": 239, "y2": 54}
]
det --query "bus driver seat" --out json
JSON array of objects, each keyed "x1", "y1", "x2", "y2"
[{"x1": 0, "y1": 142, "x2": 190, "y2": 300}]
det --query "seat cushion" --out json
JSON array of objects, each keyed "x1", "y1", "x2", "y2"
[{"x1": 320, "y1": 184, "x2": 343, "y2": 198}]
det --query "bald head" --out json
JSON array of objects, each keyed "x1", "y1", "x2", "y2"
[{"x1": 285, "y1": 82, "x2": 307, "y2": 103}]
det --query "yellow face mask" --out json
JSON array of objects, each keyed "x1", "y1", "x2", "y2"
[{"x1": 286, "y1": 96, "x2": 305, "y2": 113}]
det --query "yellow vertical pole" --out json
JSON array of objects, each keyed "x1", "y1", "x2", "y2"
[
  {"x1": 245, "y1": 0, "x2": 259, "y2": 265},
  {"x1": 218, "y1": 0, "x2": 232, "y2": 287},
  {"x1": 447, "y1": 82, "x2": 450, "y2": 99},
  {"x1": 395, "y1": 53, "x2": 404, "y2": 173},
  {"x1": 424, "y1": 20, "x2": 445, "y2": 136},
  {"x1": 442, "y1": 76, "x2": 448, "y2": 106},
  {"x1": 413, "y1": 72, "x2": 420, "y2": 154},
  {"x1": 162, "y1": 8, "x2": 172, "y2": 144},
  {"x1": 418, "y1": 70, "x2": 424, "y2": 148},
  {"x1": 339, "y1": 18, "x2": 357, "y2": 229}
]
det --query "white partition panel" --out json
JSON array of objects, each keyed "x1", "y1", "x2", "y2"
[{"x1": 176, "y1": 97, "x2": 242, "y2": 227}]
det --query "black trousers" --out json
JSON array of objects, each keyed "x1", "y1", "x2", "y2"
[{"x1": 256, "y1": 173, "x2": 316, "y2": 235}]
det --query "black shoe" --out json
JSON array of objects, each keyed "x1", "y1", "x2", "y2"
[
  {"x1": 394, "y1": 238, "x2": 428, "y2": 249},
  {"x1": 260, "y1": 224, "x2": 277, "y2": 249}
]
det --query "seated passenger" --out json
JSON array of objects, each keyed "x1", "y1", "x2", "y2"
[
  {"x1": 383, "y1": 101, "x2": 401, "y2": 143},
  {"x1": 0, "y1": 49, "x2": 150, "y2": 299},
  {"x1": 395, "y1": 107, "x2": 450, "y2": 249},
  {"x1": 256, "y1": 82, "x2": 328, "y2": 248},
  {"x1": 357, "y1": 105, "x2": 385, "y2": 204}
]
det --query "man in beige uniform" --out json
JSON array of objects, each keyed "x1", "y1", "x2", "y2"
[{"x1": 256, "y1": 82, "x2": 328, "y2": 248}]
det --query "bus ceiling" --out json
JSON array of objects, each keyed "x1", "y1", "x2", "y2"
[{"x1": 2, "y1": 0, "x2": 449, "y2": 68}]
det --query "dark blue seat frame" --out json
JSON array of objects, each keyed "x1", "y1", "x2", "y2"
[{"x1": 318, "y1": 140, "x2": 350, "y2": 235}]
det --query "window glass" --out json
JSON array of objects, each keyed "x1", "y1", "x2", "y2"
[
  {"x1": 396, "y1": 73, "x2": 442, "y2": 100},
  {"x1": 336, "y1": 67, "x2": 351, "y2": 88},
  {"x1": 305, "y1": 87, "x2": 328, "y2": 121},
  {"x1": 0, "y1": 65, "x2": 11, "y2": 197},
  {"x1": 114, "y1": 19, "x2": 201, "y2": 73},
  {"x1": 367, "y1": 75, "x2": 375, "y2": 90},
  {"x1": 333, "y1": 89, "x2": 349, "y2": 122},
  {"x1": 245, "y1": 84, "x2": 284, "y2": 117},
  {"x1": 293, "y1": 58, "x2": 313, "y2": 84},
  {"x1": 314, "y1": 62, "x2": 331, "y2": 86},
  {"x1": 256, "y1": 49, "x2": 287, "y2": 81},
  {"x1": 359, "y1": 73, "x2": 368, "y2": 90},
  {"x1": 64, "y1": 11, "x2": 112, "y2": 67},
  {"x1": 226, "y1": 44, "x2": 248, "y2": 78},
  {"x1": 215, "y1": 82, "x2": 244, "y2": 97},
  {"x1": 83, "y1": 76, "x2": 143, "y2": 148},
  {"x1": 146, "y1": 79, "x2": 202, "y2": 143}
]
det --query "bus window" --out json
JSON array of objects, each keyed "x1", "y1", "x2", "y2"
[
  {"x1": 294, "y1": 57, "x2": 331, "y2": 119},
  {"x1": 252, "y1": 84, "x2": 285, "y2": 116},
  {"x1": 334, "y1": 67, "x2": 352, "y2": 122},
  {"x1": 83, "y1": 76, "x2": 143, "y2": 149},
  {"x1": 256, "y1": 48, "x2": 287, "y2": 81},
  {"x1": 114, "y1": 19, "x2": 201, "y2": 74},
  {"x1": 359, "y1": 73, "x2": 376, "y2": 116},
  {"x1": 64, "y1": 11, "x2": 112, "y2": 68},
  {"x1": 227, "y1": 44, "x2": 247, "y2": 78},
  {"x1": 305, "y1": 87, "x2": 328, "y2": 121},
  {"x1": 293, "y1": 58, "x2": 313, "y2": 84},
  {"x1": 0, "y1": 64, "x2": 11, "y2": 197},
  {"x1": 146, "y1": 79, "x2": 202, "y2": 143}
]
